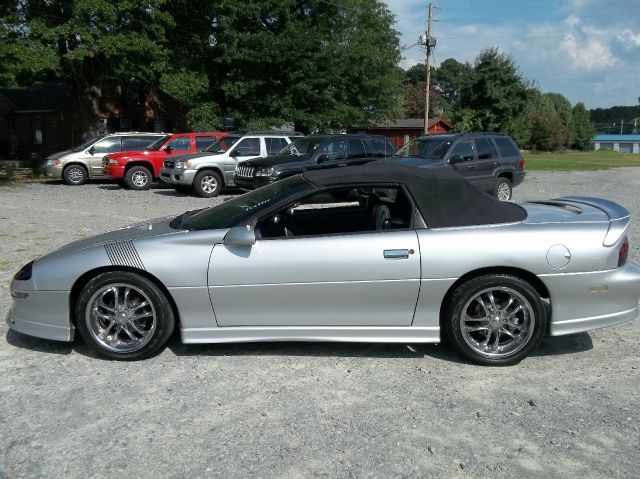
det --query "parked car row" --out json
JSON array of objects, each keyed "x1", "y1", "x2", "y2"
[{"x1": 42, "y1": 130, "x2": 526, "y2": 200}]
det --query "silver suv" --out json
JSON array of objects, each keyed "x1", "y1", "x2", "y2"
[
  {"x1": 42, "y1": 132, "x2": 165, "y2": 185},
  {"x1": 159, "y1": 131, "x2": 302, "y2": 197}
]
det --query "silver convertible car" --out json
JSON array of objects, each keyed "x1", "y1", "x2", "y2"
[{"x1": 8, "y1": 164, "x2": 640, "y2": 365}]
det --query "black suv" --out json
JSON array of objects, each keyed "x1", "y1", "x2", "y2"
[
  {"x1": 392, "y1": 133, "x2": 525, "y2": 200},
  {"x1": 233, "y1": 134, "x2": 396, "y2": 190}
]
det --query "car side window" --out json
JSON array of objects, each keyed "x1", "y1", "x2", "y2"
[
  {"x1": 266, "y1": 137, "x2": 287, "y2": 155},
  {"x1": 346, "y1": 139, "x2": 366, "y2": 159},
  {"x1": 234, "y1": 138, "x2": 261, "y2": 156},
  {"x1": 493, "y1": 137, "x2": 521, "y2": 158},
  {"x1": 122, "y1": 136, "x2": 159, "y2": 151},
  {"x1": 195, "y1": 136, "x2": 216, "y2": 150},
  {"x1": 475, "y1": 138, "x2": 498, "y2": 159},
  {"x1": 168, "y1": 137, "x2": 191, "y2": 151},
  {"x1": 92, "y1": 137, "x2": 122, "y2": 153},
  {"x1": 449, "y1": 140, "x2": 475, "y2": 162},
  {"x1": 319, "y1": 140, "x2": 346, "y2": 161},
  {"x1": 257, "y1": 185, "x2": 414, "y2": 239},
  {"x1": 366, "y1": 139, "x2": 394, "y2": 158}
]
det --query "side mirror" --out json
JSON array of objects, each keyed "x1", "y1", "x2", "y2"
[
  {"x1": 317, "y1": 154, "x2": 329, "y2": 163},
  {"x1": 231, "y1": 149, "x2": 241, "y2": 157},
  {"x1": 223, "y1": 225, "x2": 256, "y2": 246},
  {"x1": 164, "y1": 145, "x2": 173, "y2": 153},
  {"x1": 88, "y1": 146, "x2": 95, "y2": 155},
  {"x1": 449, "y1": 154, "x2": 463, "y2": 164}
]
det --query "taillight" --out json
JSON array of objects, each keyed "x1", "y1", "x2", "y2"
[
  {"x1": 519, "y1": 158, "x2": 525, "y2": 170},
  {"x1": 618, "y1": 237, "x2": 629, "y2": 267}
]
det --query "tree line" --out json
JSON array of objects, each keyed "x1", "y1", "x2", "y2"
[
  {"x1": 400, "y1": 48, "x2": 596, "y2": 151},
  {"x1": 1, "y1": 1, "x2": 601, "y2": 150}
]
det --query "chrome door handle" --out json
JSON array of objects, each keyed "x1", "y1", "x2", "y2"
[{"x1": 384, "y1": 249, "x2": 413, "y2": 259}]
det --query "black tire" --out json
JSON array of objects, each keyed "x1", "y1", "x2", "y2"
[
  {"x1": 63, "y1": 164, "x2": 88, "y2": 186},
  {"x1": 493, "y1": 177, "x2": 512, "y2": 201},
  {"x1": 193, "y1": 170, "x2": 223, "y2": 198},
  {"x1": 125, "y1": 165, "x2": 153, "y2": 190},
  {"x1": 443, "y1": 274, "x2": 546, "y2": 366},
  {"x1": 75, "y1": 271, "x2": 175, "y2": 360}
]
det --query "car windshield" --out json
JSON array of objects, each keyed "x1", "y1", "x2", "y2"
[
  {"x1": 145, "y1": 135, "x2": 172, "y2": 150},
  {"x1": 72, "y1": 136, "x2": 103, "y2": 152},
  {"x1": 395, "y1": 138, "x2": 453, "y2": 160},
  {"x1": 204, "y1": 135, "x2": 241, "y2": 153},
  {"x1": 277, "y1": 137, "x2": 324, "y2": 157},
  {"x1": 182, "y1": 176, "x2": 312, "y2": 230}
]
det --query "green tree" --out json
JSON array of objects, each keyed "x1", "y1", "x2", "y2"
[
  {"x1": 455, "y1": 48, "x2": 529, "y2": 134},
  {"x1": 431, "y1": 58, "x2": 472, "y2": 112},
  {"x1": 571, "y1": 102, "x2": 596, "y2": 150}
]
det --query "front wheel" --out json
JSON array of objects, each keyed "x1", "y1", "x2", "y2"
[
  {"x1": 494, "y1": 177, "x2": 512, "y2": 201},
  {"x1": 63, "y1": 165, "x2": 88, "y2": 186},
  {"x1": 443, "y1": 274, "x2": 547, "y2": 366},
  {"x1": 125, "y1": 166, "x2": 153, "y2": 190},
  {"x1": 75, "y1": 271, "x2": 175, "y2": 360},
  {"x1": 193, "y1": 170, "x2": 222, "y2": 198}
]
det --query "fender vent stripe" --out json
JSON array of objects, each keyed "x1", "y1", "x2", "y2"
[{"x1": 104, "y1": 241, "x2": 146, "y2": 270}]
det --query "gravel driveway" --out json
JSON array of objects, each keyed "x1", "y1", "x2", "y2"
[{"x1": 1, "y1": 171, "x2": 639, "y2": 478}]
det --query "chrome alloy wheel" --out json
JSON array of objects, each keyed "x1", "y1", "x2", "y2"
[
  {"x1": 67, "y1": 167, "x2": 85, "y2": 183},
  {"x1": 497, "y1": 181, "x2": 511, "y2": 201},
  {"x1": 86, "y1": 283, "x2": 157, "y2": 353},
  {"x1": 460, "y1": 286, "x2": 534, "y2": 359},
  {"x1": 131, "y1": 170, "x2": 149, "y2": 188},
  {"x1": 200, "y1": 174, "x2": 218, "y2": 194}
]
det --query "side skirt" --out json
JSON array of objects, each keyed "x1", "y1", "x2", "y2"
[{"x1": 180, "y1": 326, "x2": 440, "y2": 344}]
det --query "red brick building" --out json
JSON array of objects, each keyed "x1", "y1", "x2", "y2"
[
  {"x1": 0, "y1": 81, "x2": 186, "y2": 160},
  {"x1": 351, "y1": 118, "x2": 453, "y2": 150}
]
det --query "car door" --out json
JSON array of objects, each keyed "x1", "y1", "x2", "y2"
[
  {"x1": 208, "y1": 186, "x2": 421, "y2": 327},
  {"x1": 89, "y1": 136, "x2": 122, "y2": 177},
  {"x1": 473, "y1": 138, "x2": 501, "y2": 191},
  {"x1": 447, "y1": 139, "x2": 478, "y2": 183},
  {"x1": 346, "y1": 139, "x2": 368, "y2": 165}
]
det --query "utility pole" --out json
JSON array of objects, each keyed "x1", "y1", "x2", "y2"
[
  {"x1": 620, "y1": 119, "x2": 624, "y2": 134},
  {"x1": 420, "y1": 3, "x2": 436, "y2": 135}
]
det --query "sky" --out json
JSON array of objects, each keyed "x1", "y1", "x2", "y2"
[{"x1": 385, "y1": 0, "x2": 640, "y2": 109}]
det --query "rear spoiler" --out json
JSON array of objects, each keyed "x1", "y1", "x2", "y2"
[{"x1": 555, "y1": 196, "x2": 630, "y2": 246}]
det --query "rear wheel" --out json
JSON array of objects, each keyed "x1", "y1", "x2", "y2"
[
  {"x1": 193, "y1": 170, "x2": 222, "y2": 198},
  {"x1": 443, "y1": 274, "x2": 546, "y2": 366},
  {"x1": 125, "y1": 166, "x2": 153, "y2": 190},
  {"x1": 63, "y1": 165, "x2": 88, "y2": 186},
  {"x1": 494, "y1": 177, "x2": 512, "y2": 201},
  {"x1": 75, "y1": 271, "x2": 174, "y2": 360}
]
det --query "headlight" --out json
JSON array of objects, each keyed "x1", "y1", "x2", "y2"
[
  {"x1": 175, "y1": 161, "x2": 192, "y2": 169},
  {"x1": 14, "y1": 261, "x2": 33, "y2": 281},
  {"x1": 108, "y1": 158, "x2": 120, "y2": 165},
  {"x1": 255, "y1": 167, "x2": 276, "y2": 177}
]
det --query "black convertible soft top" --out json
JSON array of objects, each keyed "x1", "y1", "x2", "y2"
[{"x1": 302, "y1": 162, "x2": 527, "y2": 228}]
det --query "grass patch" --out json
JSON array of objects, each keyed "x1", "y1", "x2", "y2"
[{"x1": 526, "y1": 150, "x2": 640, "y2": 171}]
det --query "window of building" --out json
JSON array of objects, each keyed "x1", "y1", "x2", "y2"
[{"x1": 32, "y1": 117, "x2": 44, "y2": 145}]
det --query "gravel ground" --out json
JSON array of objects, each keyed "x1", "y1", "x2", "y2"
[{"x1": 1, "y1": 171, "x2": 639, "y2": 478}]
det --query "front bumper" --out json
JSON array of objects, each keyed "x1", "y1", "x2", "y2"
[
  {"x1": 7, "y1": 288, "x2": 74, "y2": 342},
  {"x1": 103, "y1": 165, "x2": 124, "y2": 179},
  {"x1": 159, "y1": 167, "x2": 196, "y2": 186},
  {"x1": 42, "y1": 163, "x2": 63, "y2": 179},
  {"x1": 233, "y1": 175, "x2": 274, "y2": 191}
]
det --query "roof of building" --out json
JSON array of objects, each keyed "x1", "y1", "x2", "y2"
[
  {"x1": 368, "y1": 118, "x2": 453, "y2": 130},
  {"x1": 592, "y1": 134, "x2": 640, "y2": 142},
  {"x1": 0, "y1": 81, "x2": 73, "y2": 112}
]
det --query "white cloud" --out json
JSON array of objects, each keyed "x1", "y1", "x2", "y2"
[{"x1": 560, "y1": 34, "x2": 617, "y2": 70}]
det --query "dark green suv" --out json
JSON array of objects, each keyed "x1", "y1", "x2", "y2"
[{"x1": 392, "y1": 133, "x2": 525, "y2": 200}]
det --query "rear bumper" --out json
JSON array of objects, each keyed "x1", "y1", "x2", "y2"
[
  {"x1": 544, "y1": 261, "x2": 640, "y2": 336},
  {"x1": 512, "y1": 170, "x2": 525, "y2": 187}
]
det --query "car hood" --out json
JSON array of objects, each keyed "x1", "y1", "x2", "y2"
[
  {"x1": 389, "y1": 156, "x2": 444, "y2": 168},
  {"x1": 245, "y1": 154, "x2": 310, "y2": 167},
  {"x1": 171, "y1": 151, "x2": 221, "y2": 162},
  {"x1": 46, "y1": 149, "x2": 74, "y2": 161},
  {"x1": 38, "y1": 216, "x2": 183, "y2": 261}
]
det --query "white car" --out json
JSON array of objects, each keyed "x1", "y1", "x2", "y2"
[
  {"x1": 42, "y1": 132, "x2": 165, "y2": 185},
  {"x1": 159, "y1": 131, "x2": 303, "y2": 197}
]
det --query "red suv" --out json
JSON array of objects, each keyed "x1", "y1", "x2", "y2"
[{"x1": 103, "y1": 132, "x2": 226, "y2": 189}]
